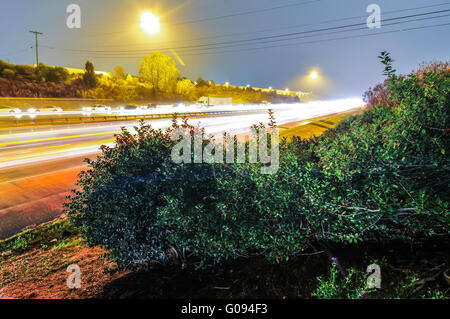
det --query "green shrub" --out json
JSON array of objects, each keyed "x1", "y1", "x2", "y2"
[
  {"x1": 66, "y1": 119, "x2": 217, "y2": 269},
  {"x1": 15, "y1": 64, "x2": 35, "y2": 77},
  {"x1": 0, "y1": 60, "x2": 14, "y2": 73},
  {"x1": 315, "y1": 62, "x2": 449, "y2": 240},
  {"x1": 66, "y1": 118, "x2": 299, "y2": 269},
  {"x1": 312, "y1": 263, "x2": 368, "y2": 299},
  {"x1": 1, "y1": 68, "x2": 15, "y2": 79},
  {"x1": 45, "y1": 66, "x2": 69, "y2": 82},
  {"x1": 66, "y1": 57, "x2": 449, "y2": 271},
  {"x1": 11, "y1": 236, "x2": 28, "y2": 251},
  {"x1": 313, "y1": 264, "x2": 448, "y2": 299},
  {"x1": 33, "y1": 64, "x2": 69, "y2": 82}
]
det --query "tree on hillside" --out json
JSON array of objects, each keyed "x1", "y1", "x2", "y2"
[
  {"x1": 176, "y1": 78, "x2": 195, "y2": 97},
  {"x1": 83, "y1": 60, "x2": 98, "y2": 88},
  {"x1": 46, "y1": 67, "x2": 69, "y2": 82},
  {"x1": 196, "y1": 77, "x2": 209, "y2": 87},
  {"x1": 139, "y1": 52, "x2": 179, "y2": 93},
  {"x1": 114, "y1": 65, "x2": 127, "y2": 80}
]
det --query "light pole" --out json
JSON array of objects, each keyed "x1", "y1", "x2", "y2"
[{"x1": 29, "y1": 30, "x2": 43, "y2": 65}]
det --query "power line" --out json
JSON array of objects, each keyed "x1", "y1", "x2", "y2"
[
  {"x1": 43, "y1": 13, "x2": 450, "y2": 58},
  {"x1": 175, "y1": 13, "x2": 450, "y2": 54},
  {"x1": 72, "y1": 1, "x2": 450, "y2": 42},
  {"x1": 89, "y1": 1, "x2": 450, "y2": 47},
  {"x1": 49, "y1": 9, "x2": 450, "y2": 53},
  {"x1": 41, "y1": 17, "x2": 450, "y2": 61},
  {"x1": 171, "y1": 0, "x2": 322, "y2": 26},
  {"x1": 42, "y1": 9, "x2": 450, "y2": 55},
  {"x1": 179, "y1": 22, "x2": 450, "y2": 58},
  {"x1": 80, "y1": 0, "x2": 324, "y2": 37},
  {"x1": 63, "y1": 21, "x2": 450, "y2": 61}
]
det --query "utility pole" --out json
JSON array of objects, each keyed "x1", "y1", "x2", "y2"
[{"x1": 29, "y1": 31, "x2": 43, "y2": 66}]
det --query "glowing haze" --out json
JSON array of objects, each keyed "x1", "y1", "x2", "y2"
[{"x1": 140, "y1": 11, "x2": 161, "y2": 35}]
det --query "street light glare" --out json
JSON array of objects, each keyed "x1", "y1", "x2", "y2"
[
  {"x1": 140, "y1": 11, "x2": 161, "y2": 35},
  {"x1": 310, "y1": 71, "x2": 319, "y2": 80}
]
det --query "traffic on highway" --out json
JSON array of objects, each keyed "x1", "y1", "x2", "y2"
[
  {"x1": 1, "y1": 99, "x2": 362, "y2": 170},
  {"x1": 0, "y1": 98, "x2": 363, "y2": 119}
]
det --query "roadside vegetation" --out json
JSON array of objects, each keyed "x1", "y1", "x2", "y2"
[
  {"x1": 0, "y1": 53, "x2": 299, "y2": 104},
  {"x1": 66, "y1": 53, "x2": 449, "y2": 270},
  {"x1": 0, "y1": 53, "x2": 448, "y2": 299}
]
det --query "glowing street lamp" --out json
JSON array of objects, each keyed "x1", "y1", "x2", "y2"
[
  {"x1": 140, "y1": 11, "x2": 161, "y2": 35},
  {"x1": 309, "y1": 70, "x2": 319, "y2": 80}
]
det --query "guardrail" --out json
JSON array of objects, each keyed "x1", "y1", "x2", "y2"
[{"x1": 0, "y1": 109, "x2": 261, "y2": 129}]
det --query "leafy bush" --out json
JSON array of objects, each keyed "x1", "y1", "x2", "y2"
[
  {"x1": 317, "y1": 59, "x2": 449, "y2": 241},
  {"x1": 312, "y1": 263, "x2": 447, "y2": 299},
  {"x1": 14, "y1": 64, "x2": 35, "y2": 77},
  {"x1": 414, "y1": 60, "x2": 449, "y2": 75},
  {"x1": 312, "y1": 263, "x2": 368, "y2": 299},
  {"x1": 66, "y1": 56, "x2": 449, "y2": 271},
  {"x1": 363, "y1": 81, "x2": 394, "y2": 107},
  {"x1": 1, "y1": 68, "x2": 15, "y2": 79},
  {"x1": 45, "y1": 66, "x2": 69, "y2": 82},
  {"x1": 176, "y1": 78, "x2": 195, "y2": 97},
  {"x1": 0, "y1": 61, "x2": 70, "y2": 83},
  {"x1": 0, "y1": 60, "x2": 14, "y2": 73},
  {"x1": 11, "y1": 236, "x2": 28, "y2": 251},
  {"x1": 66, "y1": 119, "x2": 212, "y2": 269}
]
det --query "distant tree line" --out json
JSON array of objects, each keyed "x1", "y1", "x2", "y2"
[{"x1": 0, "y1": 54, "x2": 301, "y2": 104}]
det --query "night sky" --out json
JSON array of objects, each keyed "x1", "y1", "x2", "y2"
[{"x1": 1, "y1": 0, "x2": 449, "y2": 98}]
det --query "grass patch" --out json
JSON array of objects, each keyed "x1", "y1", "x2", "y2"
[
  {"x1": 278, "y1": 109, "x2": 362, "y2": 140},
  {"x1": 0, "y1": 217, "x2": 80, "y2": 257},
  {"x1": 51, "y1": 237, "x2": 85, "y2": 252}
]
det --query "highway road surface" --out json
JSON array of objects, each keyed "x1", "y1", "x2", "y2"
[{"x1": 0, "y1": 99, "x2": 363, "y2": 239}]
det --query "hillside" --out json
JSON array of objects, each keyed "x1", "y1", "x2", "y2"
[{"x1": 0, "y1": 59, "x2": 301, "y2": 104}]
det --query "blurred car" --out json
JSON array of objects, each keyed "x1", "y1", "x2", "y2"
[
  {"x1": 92, "y1": 104, "x2": 112, "y2": 112},
  {"x1": 28, "y1": 105, "x2": 63, "y2": 113},
  {"x1": 117, "y1": 105, "x2": 139, "y2": 112},
  {"x1": 0, "y1": 105, "x2": 21, "y2": 113}
]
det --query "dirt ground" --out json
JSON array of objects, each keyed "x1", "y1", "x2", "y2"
[
  {"x1": 0, "y1": 240, "x2": 129, "y2": 299},
  {"x1": 1, "y1": 231, "x2": 448, "y2": 299}
]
